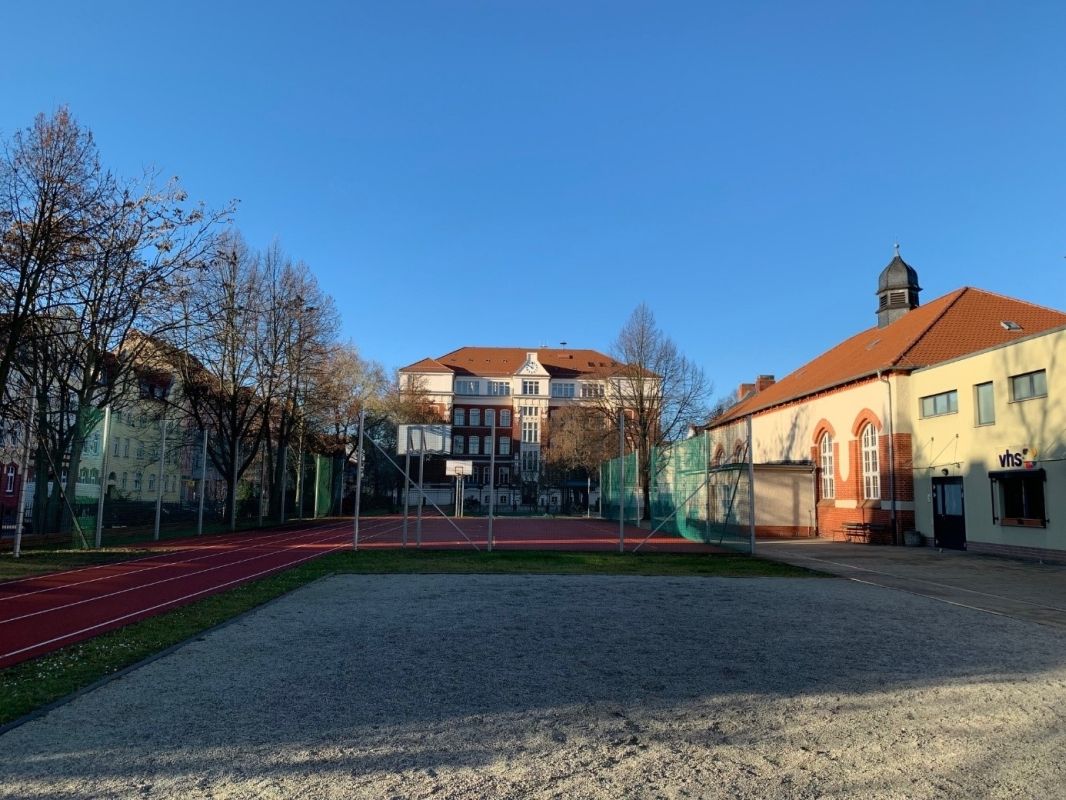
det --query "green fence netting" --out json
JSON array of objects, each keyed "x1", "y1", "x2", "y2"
[{"x1": 600, "y1": 449, "x2": 641, "y2": 523}]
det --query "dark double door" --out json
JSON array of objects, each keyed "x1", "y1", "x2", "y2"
[{"x1": 932, "y1": 477, "x2": 966, "y2": 550}]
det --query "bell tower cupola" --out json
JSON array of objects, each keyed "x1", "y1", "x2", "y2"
[{"x1": 876, "y1": 244, "x2": 921, "y2": 328}]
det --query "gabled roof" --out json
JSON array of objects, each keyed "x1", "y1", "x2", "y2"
[
  {"x1": 399, "y1": 347, "x2": 623, "y2": 379},
  {"x1": 716, "y1": 287, "x2": 1066, "y2": 423}
]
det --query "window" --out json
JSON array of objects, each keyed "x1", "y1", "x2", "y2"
[
  {"x1": 920, "y1": 390, "x2": 958, "y2": 418},
  {"x1": 90, "y1": 469, "x2": 98, "y2": 484},
  {"x1": 993, "y1": 471, "x2": 1046, "y2": 527},
  {"x1": 820, "y1": 434, "x2": 835, "y2": 499},
  {"x1": 485, "y1": 409, "x2": 495, "y2": 427},
  {"x1": 522, "y1": 420, "x2": 539, "y2": 443},
  {"x1": 500, "y1": 410, "x2": 511, "y2": 426},
  {"x1": 455, "y1": 379, "x2": 480, "y2": 395},
  {"x1": 861, "y1": 424, "x2": 880, "y2": 500},
  {"x1": 521, "y1": 380, "x2": 541, "y2": 395},
  {"x1": 5, "y1": 464, "x2": 15, "y2": 493},
  {"x1": 499, "y1": 437, "x2": 511, "y2": 455},
  {"x1": 113, "y1": 437, "x2": 121, "y2": 456},
  {"x1": 137, "y1": 440, "x2": 145, "y2": 459},
  {"x1": 521, "y1": 405, "x2": 537, "y2": 417},
  {"x1": 80, "y1": 468, "x2": 88, "y2": 481},
  {"x1": 975, "y1": 382, "x2": 995, "y2": 425},
  {"x1": 148, "y1": 474, "x2": 156, "y2": 492},
  {"x1": 581, "y1": 383, "x2": 604, "y2": 398},
  {"x1": 488, "y1": 381, "x2": 510, "y2": 396},
  {"x1": 453, "y1": 436, "x2": 464, "y2": 455},
  {"x1": 121, "y1": 472, "x2": 128, "y2": 490},
  {"x1": 453, "y1": 408, "x2": 465, "y2": 426},
  {"x1": 1010, "y1": 370, "x2": 1047, "y2": 402},
  {"x1": 134, "y1": 472, "x2": 142, "y2": 491},
  {"x1": 485, "y1": 436, "x2": 493, "y2": 455},
  {"x1": 469, "y1": 436, "x2": 479, "y2": 455},
  {"x1": 522, "y1": 450, "x2": 539, "y2": 472},
  {"x1": 123, "y1": 438, "x2": 130, "y2": 458},
  {"x1": 469, "y1": 408, "x2": 481, "y2": 426},
  {"x1": 551, "y1": 382, "x2": 575, "y2": 398},
  {"x1": 498, "y1": 467, "x2": 510, "y2": 485}
]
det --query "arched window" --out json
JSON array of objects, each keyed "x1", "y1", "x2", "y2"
[
  {"x1": 862, "y1": 424, "x2": 880, "y2": 500},
  {"x1": 5, "y1": 464, "x2": 15, "y2": 493},
  {"x1": 820, "y1": 433, "x2": 835, "y2": 499}
]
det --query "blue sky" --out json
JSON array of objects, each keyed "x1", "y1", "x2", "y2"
[{"x1": 4, "y1": 1, "x2": 1065, "y2": 404}]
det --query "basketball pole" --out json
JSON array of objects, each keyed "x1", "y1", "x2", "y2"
[
  {"x1": 402, "y1": 428, "x2": 411, "y2": 547},
  {"x1": 488, "y1": 416, "x2": 496, "y2": 551},
  {"x1": 416, "y1": 431, "x2": 425, "y2": 547},
  {"x1": 353, "y1": 406, "x2": 365, "y2": 550}
]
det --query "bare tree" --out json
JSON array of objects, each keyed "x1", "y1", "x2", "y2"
[
  {"x1": 608, "y1": 303, "x2": 711, "y2": 519},
  {"x1": 0, "y1": 108, "x2": 113, "y2": 414}
]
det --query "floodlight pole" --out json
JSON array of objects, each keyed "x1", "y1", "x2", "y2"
[
  {"x1": 416, "y1": 431, "x2": 425, "y2": 547},
  {"x1": 353, "y1": 406, "x2": 365, "y2": 549},
  {"x1": 488, "y1": 416, "x2": 496, "y2": 551},
  {"x1": 402, "y1": 428, "x2": 411, "y2": 547},
  {"x1": 197, "y1": 428, "x2": 208, "y2": 536},
  {"x1": 618, "y1": 408, "x2": 625, "y2": 553},
  {"x1": 258, "y1": 449, "x2": 265, "y2": 527},
  {"x1": 94, "y1": 406, "x2": 111, "y2": 548}
]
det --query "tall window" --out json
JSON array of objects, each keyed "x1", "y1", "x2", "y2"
[
  {"x1": 123, "y1": 438, "x2": 130, "y2": 458},
  {"x1": 1010, "y1": 370, "x2": 1047, "y2": 402},
  {"x1": 5, "y1": 464, "x2": 15, "y2": 493},
  {"x1": 499, "y1": 436, "x2": 511, "y2": 455},
  {"x1": 469, "y1": 408, "x2": 481, "y2": 426},
  {"x1": 522, "y1": 420, "x2": 539, "y2": 443},
  {"x1": 500, "y1": 410, "x2": 511, "y2": 426},
  {"x1": 122, "y1": 472, "x2": 128, "y2": 490},
  {"x1": 485, "y1": 409, "x2": 495, "y2": 427},
  {"x1": 113, "y1": 437, "x2": 121, "y2": 456},
  {"x1": 453, "y1": 436, "x2": 464, "y2": 455},
  {"x1": 975, "y1": 382, "x2": 995, "y2": 425},
  {"x1": 469, "y1": 436, "x2": 480, "y2": 455},
  {"x1": 134, "y1": 472, "x2": 142, "y2": 491},
  {"x1": 453, "y1": 408, "x2": 465, "y2": 426},
  {"x1": 820, "y1": 433, "x2": 835, "y2": 499},
  {"x1": 861, "y1": 424, "x2": 880, "y2": 500}
]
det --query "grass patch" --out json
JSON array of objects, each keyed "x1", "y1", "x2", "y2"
[
  {"x1": 0, "y1": 549, "x2": 157, "y2": 583},
  {"x1": 0, "y1": 548, "x2": 818, "y2": 726}
]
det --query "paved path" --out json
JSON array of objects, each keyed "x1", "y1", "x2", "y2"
[{"x1": 757, "y1": 539, "x2": 1066, "y2": 629}]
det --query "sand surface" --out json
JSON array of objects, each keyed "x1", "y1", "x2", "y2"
[{"x1": 3, "y1": 574, "x2": 1066, "y2": 799}]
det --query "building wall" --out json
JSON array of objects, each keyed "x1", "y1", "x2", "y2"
[{"x1": 910, "y1": 328, "x2": 1065, "y2": 556}]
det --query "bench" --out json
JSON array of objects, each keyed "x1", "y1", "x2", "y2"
[{"x1": 842, "y1": 522, "x2": 892, "y2": 545}]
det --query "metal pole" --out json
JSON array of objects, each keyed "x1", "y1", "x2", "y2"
[
  {"x1": 153, "y1": 412, "x2": 167, "y2": 541},
  {"x1": 416, "y1": 430, "x2": 425, "y2": 547},
  {"x1": 94, "y1": 406, "x2": 111, "y2": 548},
  {"x1": 312, "y1": 454, "x2": 320, "y2": 520},
  {"x1": 230, "y1": 438, "x2": 239, "y2": 532},
  {"x1": 747, "y1": 415, "x2": 756, "y2": 554},
  {"x1": 13, "y1": 391, "x2": 36, "y2": 559},
  {"x1": 197, "y1": 428, "x2": 208, "y2": 535},
  {"x1": 618, "y1": 408, "x2": 625, "y2": 553},
  {"x1": 402, "y1": 428, "x2": 410, "y2": 546},
  {"x1": 296, "y1": 429, "x2": 305, "y2": 520},
  {"x1": 258, "y1": 449, "x2": 265, "y2": 527},
  {"x1": 353, "y1": 406, "x2": 365, "y2": 549},
  {"x1": 488, "y1": 417, "x2": 496, "y2": 551},
  {"x1": 587, "y1": 475, "x2": 591, "y2": 518}
]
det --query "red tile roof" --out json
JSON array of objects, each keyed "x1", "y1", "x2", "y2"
[
  {"x1": 717, "y1": 287, "x2": 1066, "y2": 423},
  {"x1": 400, "y1": 347, "x2": 623, "y2": 379}
]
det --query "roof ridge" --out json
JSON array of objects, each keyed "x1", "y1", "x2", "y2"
[
  {"x1": 891, "y1": 287, "x2": 969, "y2": 369},
  {"x1": 961, "y1": 285, "x2": 1066, "y2": 317}
]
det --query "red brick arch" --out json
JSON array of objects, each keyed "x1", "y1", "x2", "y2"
[
  {"x1": 812, "y1": 419, "x2": 836, "y2": 445},
  {"x1": 851, "y1": 408, "x2": 883, "y2": 438}
]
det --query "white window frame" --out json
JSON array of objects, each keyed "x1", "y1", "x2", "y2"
[
  {"x1": 920, "y1": 390, "x2": 958, "y2": 418},
  {"x1": 975, "y1": 382, "x2": 995, "y2": 425},
  {"x1": 521, "y1": 380, "x2": 541, "y2": 395},
  {"x1": 500, "y1": 410, "x2": 511, "y2": 426},
  {"x1": 455, "y1": 379, "x2": 480, "y2": 396},
  {"x1": 861, "y1": 424, "x2": 880, "y2": 500},
  {"x1": 5, "y1": 464, "x2": 15, "y2": 493},
  {"x1": 469, "y1": 408, "x2": 481, "y2": 426},
  {"x1": 499, "y1": 436, "x2": 511, "y2": 455},
  {"x1": 453, "y1": 408, "x2": 465, "y2": 426},
  {"x1": 485, "y1": 409, "x2": 495, "y2": 427},
  {"x1": 551, "y1": 382, "x2": 575, "y2": 398},
  {"x1": 469, "y1": 436, "x2": 480, "y2": 455},
  {"x1": 820, "y1": 433, "x2": 835, "y2": 499},
  {"x1": 488, "y1": 381, "x2": 510, "y2": 396}
]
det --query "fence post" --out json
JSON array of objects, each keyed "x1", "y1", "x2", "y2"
[
  {"x1": 618, "y1": 408, "x2": 625, "y2": 553},
  {"x1": 94, "y1": 406, "x2": 111, "y2": 548}
]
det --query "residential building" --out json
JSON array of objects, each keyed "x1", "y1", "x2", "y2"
[
  {"x1": 707, "y1": 250, "x2": 1066, "y2": 558},
  {"x1": 398, "y1": 347, "x2": 623, "y2": 508}
]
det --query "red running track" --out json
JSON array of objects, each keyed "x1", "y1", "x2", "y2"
[{"x1": 0, "y1": 515, "x2": 725, "y2": 669}]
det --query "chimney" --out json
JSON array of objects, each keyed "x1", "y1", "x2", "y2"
[
  {"x1": 737, "y1": 383, "x2": 755, "y2": 401},
  {"x1": 755, "y1": 374, "x2": 775, "y2": 392}
]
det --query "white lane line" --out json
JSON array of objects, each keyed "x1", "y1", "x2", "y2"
[
  {"x1": 0, "y1": 541, "x2": 351, "y2": 664},
  {"x1": 0, "y1": 527, "x2": 354, "y2": 626},
  {"x1": 0, "y1": 522, "x2": 353, "y2": 604}
]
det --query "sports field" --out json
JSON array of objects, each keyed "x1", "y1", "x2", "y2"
[{"x1": 3, "y1": 573, "x2": 1065, "y2": 799}]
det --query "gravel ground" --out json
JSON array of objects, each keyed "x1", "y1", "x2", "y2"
[{"x1": 2, "y1": 574, "x2": 1066, "y2": 799}]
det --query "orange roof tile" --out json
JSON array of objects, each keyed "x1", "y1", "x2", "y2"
[
  {"x1": 399, "y1": 347, "x2": 623, "y2": 379},
  {"x1": 716, "y1": 287, "x2": 1066, "y2": 423}
]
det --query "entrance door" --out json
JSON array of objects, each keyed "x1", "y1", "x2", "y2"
[{"x1": 932, "y1": 477, "x2": 966, "y2": 549}]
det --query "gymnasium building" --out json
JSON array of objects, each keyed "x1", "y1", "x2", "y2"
[{"x1": 707, "y1": 251, "x2": 1066, "y2": 560}]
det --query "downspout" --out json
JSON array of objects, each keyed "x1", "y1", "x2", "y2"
[{"x1": 877, "y1": 370, "x2": 898, "y2": 544}]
